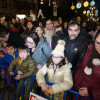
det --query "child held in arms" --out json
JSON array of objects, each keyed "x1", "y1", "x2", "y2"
[
  {"x1": 36, "y1": 40, "x2": 73, "y2": 100},
  {"x1": 8, "y1": 45, "x2": 36, "y2": 100}
]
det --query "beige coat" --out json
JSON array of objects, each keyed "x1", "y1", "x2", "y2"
[{"x1": 36, "y1": 62, "x2": 73, "y2": 100}]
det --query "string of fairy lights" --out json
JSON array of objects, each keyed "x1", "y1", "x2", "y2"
[
  {"x1": 71, "y1": 0, "x2": 99, "y2": 21},
  {"x1": 40, "y1": 0, "x2": 99, "y2": 21}
]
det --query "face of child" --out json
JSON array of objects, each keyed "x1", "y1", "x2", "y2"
[
  {"x1": 95, "y1": 34, "x2": 100, "y2": 53},
  {"x1": 27, "y1": 22, "x2": 33, "y2": 29},
  {"x1": 7, "y1": 47, "x2": 16, "y2": 55},
  {"x1": 52, "y1": 55, "x2": 63, "y2": 65},
  {"x1": 19, "y1": 50, "x2": 28, "y2": 60}
]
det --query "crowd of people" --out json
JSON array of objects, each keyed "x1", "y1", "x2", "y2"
[{"x1": 0, "y1": 10, "x2": 100, "y2": 100}]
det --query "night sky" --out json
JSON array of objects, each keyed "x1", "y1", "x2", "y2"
[
  {"x1": 95, "y1": 0, "x2": 100, "y2": 10},
  {"x1": 93, "y1": 0, "x2": 100, "y2": 17}
]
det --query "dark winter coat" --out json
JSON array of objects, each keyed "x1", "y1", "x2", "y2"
[
  {"x1": 74, "y1": 43, "x2": 100, "y2": 100},
  {"x1": 79, "y1": 27, "x2": 93, "y2": 45},
  {"x1": 0, "y1": 50, "x2": 18, "y2": 71},
  {"x1": 64, "y1": 35, "x2": 87, "y2": 75},
  {"x1": 7, "y1": 31, "x2": 25, "y2": 48},
  {"x1": 51, "y1": 30, "x2": 65, "y2": 50}
]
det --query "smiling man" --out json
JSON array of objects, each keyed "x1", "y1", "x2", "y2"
[{"x1": 64, "y1": 22, "x2": 88, "y2": 76}]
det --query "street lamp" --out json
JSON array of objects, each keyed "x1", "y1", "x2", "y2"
[
  {"x1": 83, "y1": 10, "x2": 86, "y2": 14},
  {"x1": 40, "y1": 0, "x2": 44, "y2": 4},
  {"x1": 83, "y1": 1, "x2": 89, "y2": 7},
  {"x1": 76, "y1": 2, "x2": 82, "y2": 9},
  {"x1": 71, "y1": 3, "x2": 75, "y2": 10},
  {"x1": 90, "y1": 0, "x2": 95, "y2": 6}
]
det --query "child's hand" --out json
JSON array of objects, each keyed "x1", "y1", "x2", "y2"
[
  {"x1": 17, "y1": 71, "x2": 23, "y2": 75},
  {"x1": 79, "y1": 87, "x2": 89, "y2": 96},
  {"x1": 48, "y1": 88, "x2": 54, "y2": 95},
  {"x1": 37, "y1": 64, "x2": 42, "y2": 69},
  {"x1": 41, "y1": 83, "x2": 49, "y2": 92},
  {"x1": 15, "y1": 75, "x2": 20, "y2": 80},
  {"x1": 9, "y1": 72, "x2": 15, "y2": 76}
]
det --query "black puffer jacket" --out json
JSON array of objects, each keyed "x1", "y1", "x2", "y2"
[
  {"x1": 79, "y1": 27, "x2": 93, "y2": 45},
  {"x1": 64, "y1": 36, "x2": 88, "y2": 75},
  {"x1": 51, "y1": 30, "x2": 65, "y2": 50}
]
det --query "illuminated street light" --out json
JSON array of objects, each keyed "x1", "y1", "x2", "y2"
[
  {"x1": 87, "y1": 10, "x2": 90, "y2": 14},
  {"x1": 40, "y1": 0, "x2": 44, "y2": 4},
  {"x1": 76, "y1": 2, "x2": 82, "y2": 9},
  {"x1": 49, "y1": 0, "x2": 51, "y2": 6},
  {"x1": 90, "y1": 0, "x2": 95, "y2": 6},
  {"x1": 83, "y1": 1, "x2": 89, "y2": 7},
  {"x1": 83, "y1": 10, "x2": 86, "y2": 14},
  {"x1": 86, "y1": 13, "x2": 89, "y2": 16},
  {"x1": 95, "y1": 13, "x2": 98, "y2": 17},
  {"x1": 71, "y1": 3, "x2": 75, "y2": 10},
  {"x1": 97, "y1": 18, "x2": 99, "y2": 21},
  {"x1": 95, "y1": 9, "x2": 98, "y2": 14}
]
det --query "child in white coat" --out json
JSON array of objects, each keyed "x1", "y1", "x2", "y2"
[{"x1": 36, "y1": 40, "x2": 73, "y2": 100}]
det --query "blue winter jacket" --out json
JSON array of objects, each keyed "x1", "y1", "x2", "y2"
[
  {"x1": 29, "y1": 37, "x2": 52, "y2": 71},
  {"x1": 0, "y1": 50, "x2": 18, "y2": 71}
]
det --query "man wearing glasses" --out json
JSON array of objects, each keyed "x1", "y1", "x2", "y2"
[{"x1": 44, "y1": 19, "x2": 53, "y2": 43}]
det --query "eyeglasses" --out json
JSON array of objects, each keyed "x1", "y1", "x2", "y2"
[
  {"x1": 52, "y1": 56, "x2": 63, "y2": 59},
  {"x1": 25, "y1": 40, "x2": 35, "y2": 45},
  {"x1": 46, "y1": 23, "x2": 52, "y2": 25}
]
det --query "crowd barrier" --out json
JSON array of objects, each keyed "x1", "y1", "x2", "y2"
[{"x1": 0, "y1": 70, "x2": 89, "y2": 100}]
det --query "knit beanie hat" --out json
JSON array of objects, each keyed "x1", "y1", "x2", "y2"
[{"x1": 52, "y1": 40, "x2": 65, "y2": 57}]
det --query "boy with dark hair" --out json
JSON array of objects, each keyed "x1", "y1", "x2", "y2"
[
  {"x1": 0, "y1": 43, "x2": 18, "y2": 71},
  {"x1": 0, "y1": 43, "x2": 18, "y2": 85},
  {"x1": 8, "y1": 45, "x2": 36, "y2": 100}
]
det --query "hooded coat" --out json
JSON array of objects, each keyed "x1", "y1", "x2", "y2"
[
  {"x1": 36, "y1": 62, "x2": 73, "y2": 100},
  {"x1": 74, "y1": 43, "x2": 100, "y2": 100}
]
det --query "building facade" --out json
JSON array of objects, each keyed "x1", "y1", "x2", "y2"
[{"x1": 0, "y1": 0, "x2": 38, "y2": 17}]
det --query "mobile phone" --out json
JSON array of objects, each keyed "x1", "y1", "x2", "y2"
[{"x1": 39, "y1": 9, "x2": 42, "y2": 14}]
